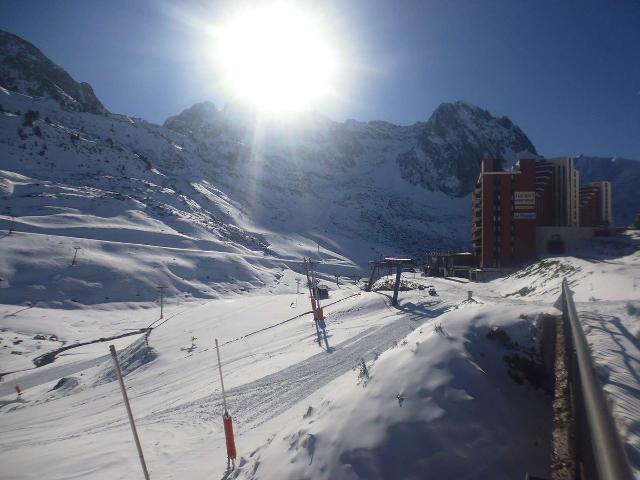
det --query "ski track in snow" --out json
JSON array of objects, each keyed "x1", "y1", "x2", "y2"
[
  {"x1": 0, "y1": 354, "x2": 110, "y2": 397},
  {"x1": 148, "y1": 295, "x2": 450, "y2": 431}
]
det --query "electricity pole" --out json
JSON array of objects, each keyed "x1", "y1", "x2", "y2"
[{"x1": 157, "y1": 286, "x2": 167, "y2": 319}]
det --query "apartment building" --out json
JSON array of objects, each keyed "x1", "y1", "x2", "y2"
[
  {"x1": 580, "y1": 181, "x2": 613, "y2": 227},
  {"x1": 472, "y1": 158, "x2": 537, "y2": 268},
  {"x1": 473, "y1": 157, "x2": 613, "y2": 269},
  {"x1": 536, "y1": 157, "x2": 580, "y2": 227}
]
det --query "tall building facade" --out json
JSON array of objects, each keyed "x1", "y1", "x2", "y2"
[
  {"x1": 472, "y1": 157, "x2": 613, "y2": 269},
  {"x1": 536, "y1": 157, "x2": 580, "y2": 227},
  {"x1": 472, "y1": 159, "x2": 537, "y2": 268},
  {"x1": 580, "y1": 181, "x2": 613, "y2": 227},
  {"x1": 535, "y1": 160, "x2": 553, "y2": 226}
]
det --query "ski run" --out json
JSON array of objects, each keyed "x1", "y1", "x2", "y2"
[{"x1": 1, "y1": 230, "x2": 639, "y2": 479}]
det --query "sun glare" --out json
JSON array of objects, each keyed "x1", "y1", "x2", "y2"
[{"x1": 213, "y1": 3, "x2": 339, "y2": 115}]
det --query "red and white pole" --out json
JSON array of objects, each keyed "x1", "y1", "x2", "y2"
[{"x1": 215, "y1": 338, "x2": 237, "y2": 470}]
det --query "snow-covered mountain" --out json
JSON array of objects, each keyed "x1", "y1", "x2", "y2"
[
  {"x1": 397, "y1": 101, "x2": 538, "y2": 196},
  {"x1": 0, "y1": 30, "x2": 542, "y2": 297},
  {"x1": 0, "y1": 30, "x2": 106, "y2": 114},
  {"x1": 164, "y1": 99, "x2": 539, "y2": 199},
  {"x1": 4, "y1": 28, "x2": 636, "y2": 306}
]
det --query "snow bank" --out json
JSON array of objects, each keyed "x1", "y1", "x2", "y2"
[
  {"x1": 490, "y1": 238, "x2": 640, "y2": 475},
  {"x1": 494, "y1": 235, "x2": 640, "y2": 302},
  {"x1": 95, "y1": 336, "x2": 156, "y2": 384},
  {"x1": 233, "y1": 304, "x2": 552, "y2": 480}
]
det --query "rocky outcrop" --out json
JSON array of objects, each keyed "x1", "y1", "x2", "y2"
[
  {"x1": 0, "y1": 29, "x2": 107, "y2": 114},
  {"x1": 397, "y1": 102, "x2": 539, "y2": 197}
]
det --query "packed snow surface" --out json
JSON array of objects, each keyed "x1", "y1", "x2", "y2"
[{"x1": 1, "y1": 233, "x2": 639, "y2": 479}]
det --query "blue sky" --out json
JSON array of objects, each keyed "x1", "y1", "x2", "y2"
[{"x1": 1, "y1": 0, "x2": 639, "y2": 159}]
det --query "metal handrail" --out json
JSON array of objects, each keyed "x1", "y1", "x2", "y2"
[{"x1": 561, "y1": 278, "x2": 633, "y2": 480}]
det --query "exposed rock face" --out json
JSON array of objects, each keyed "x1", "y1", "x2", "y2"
[
  {"x1": 163, "y1": 101, "x2": 221, "y2": 136},
  {"x1": 164, "y1": 100, "x2": 539, "y2": 198},
  {"x1": 0, "y1": 29, "x2": 107, "y2": 114},
  {"x1": 397, "y1": 102, "x2": 539, "y2": 196}
]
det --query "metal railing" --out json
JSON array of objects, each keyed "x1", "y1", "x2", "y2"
[{"x1": 560, "y1": 278, "x2": 633, "y2": 480}]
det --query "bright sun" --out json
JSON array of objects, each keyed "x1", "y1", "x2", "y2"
[{"x1": 213, "y1": 3, "x2": 338, "y2": 115}]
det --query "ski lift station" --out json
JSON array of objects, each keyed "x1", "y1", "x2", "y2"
[
  {"x1": 366, "y1": 257, "x2": 414, "y2": 306},
  {"x1": 424, "y1": 251, "x2": 475, "y2": 278},
  {"x1": 314, "y1": 284, "x2": 329, "y2": 300}
]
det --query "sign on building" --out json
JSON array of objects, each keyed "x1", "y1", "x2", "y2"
[
  {"x1": 514, "y1": 212, "x2": 536, "y2": 220},
  {"x1": 514, "y1": 191, "x2": 535, "y2": 210}
]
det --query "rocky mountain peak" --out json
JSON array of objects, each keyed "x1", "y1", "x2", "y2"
[
  {"x1": 0, "y1": 29, "x2": 107, "y2": 114},
  {"x1": 163, "y1": 97, "x2": 539, "y2": 200},
  {"x1": 426, "y1": 101, "x2": 533, "y2": 151},
  {"x1": 397, "y1": 101, "x2": 538, "y2": 197},
  {"x1": 163, "y1": 101, "x2": 220, "y2": 135}
]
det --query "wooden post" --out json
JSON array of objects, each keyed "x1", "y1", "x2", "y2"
[
  {"x1": 71, "y1": 246, "x2": 81, "y2": 266},
  {"x1": 157, "y1": 286, "x2": 167, "y2": 319},
  {"x1": 109, "y1": 345, "x2": 150, "y2": 480}
]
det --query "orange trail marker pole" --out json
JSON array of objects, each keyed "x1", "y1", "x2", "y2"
[{"x1": 215, "y1": 338, "x2": 236, "y2": 470}]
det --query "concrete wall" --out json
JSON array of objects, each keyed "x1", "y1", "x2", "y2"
[
  {"x1": 470, "y1": 267, "x2": 517, "y2": 282},
  {"x1": 536, "y1": 226, "x2": 595, "y2": 255}
]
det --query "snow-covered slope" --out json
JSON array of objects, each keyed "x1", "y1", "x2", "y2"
[
  {"x1": 0, "y1": 90, "x2": 301, "y2": 306},
  {"x1": 232, "y1": 304, "x2": 552, "y2": 480},
  {"x1": 1, "y1": 231, "x2": 638, "y2": 480},
  {"x1": 0, "y1": 29, "x2": 543, "y2": 309},
  {"x1": 229, "y1": 234, "x2": 640, "y2": 480},
  {"x1": 0, "y1": 266, "x2": 554, "y2": 480}
]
